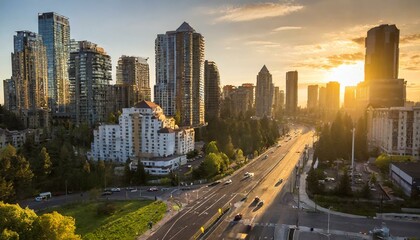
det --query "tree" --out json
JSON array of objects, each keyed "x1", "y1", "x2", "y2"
[
  {"x1": 206, "y1": 141, "x2": 219, "y2": 154},
  {"x1": 38, "y1": 147, "x2": 52, "y2": 176},
  {"x1": 336, "y1": 170, "x2": 352, "y2": 196},
  {"x1": 33, "y1": 211, "x2": 80, "y2": 240},
  {"x1": 0, "y1": 202, "x2": 80, "y2": 240},
  {"x1": 133, "y1": 162, "x2": 147, "y2": 185}
]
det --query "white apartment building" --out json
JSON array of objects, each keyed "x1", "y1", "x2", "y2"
[
  {"x1": 367, "y1": 106, "x2": 420, "y2": 159},
  {"x1": 90, "y1": 101, "x2": 195, "y2": 173}
]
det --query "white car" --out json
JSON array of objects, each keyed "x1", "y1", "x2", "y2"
[
  {"x1": 225, "y1": 179, "x2": 232, "y2": 184},
  {"x1": 35, "y1": 196, "x2": 44, "y2": 202}
]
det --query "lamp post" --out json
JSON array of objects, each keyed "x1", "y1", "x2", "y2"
[{"x1": 351, "y1": 128, "x2": 355, "y2": 184}]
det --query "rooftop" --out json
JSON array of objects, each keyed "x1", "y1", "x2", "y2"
[{"x1": 392, "y1": 162, "x2": 420, "y2": 178}]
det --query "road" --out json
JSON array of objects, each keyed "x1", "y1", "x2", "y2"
[
  {"x1": 205, "y1": 127, "x2": 311, "y2": 240},
  {"x1": 146, "y1": 126, "x2": 311, "y2": 240}
]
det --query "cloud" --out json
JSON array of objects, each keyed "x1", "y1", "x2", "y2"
[
  {"x1": 351, "y1": 37, "x2": 364, "y2": 45},
  {"x1": 401, "y1": 33, "x2": 420, "y2": 44},
  {"x1": 272, "y1": 26, "x2": 302, "y2": 32},
  {"x1": 294, "y1": 52, "x2": 364, "y2": 70},
  {"x1": 215, "y1": 3, "x2": 304, "y2": 22}
]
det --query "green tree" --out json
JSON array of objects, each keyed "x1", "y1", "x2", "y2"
[
  {"x1": 336, "y1": 170, "x2": 352, "y2": 196},
  {"x1": 206, "y1": 141, "x2": 219, "y2": 154},
  {"x1": 33, "y1": 211, "x2": 80, "y2": 240},
  {"x1": 38, "y1": 147, "x2": 52, "y2": 176},
  {"x1": 0, "y1": 201, "x2": 37, "y2": 239},
  {"x1": 133, "y1": 162, "x2": 147, "y2": 185}
]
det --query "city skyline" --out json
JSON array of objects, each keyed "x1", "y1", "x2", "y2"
[{"x1": 1, "y1": 0, "x2": 420, "y2": 107}]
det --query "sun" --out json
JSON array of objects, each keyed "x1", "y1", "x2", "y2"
[{"x1": 326, "y1": 61, "x2": 364, "y2": 88}]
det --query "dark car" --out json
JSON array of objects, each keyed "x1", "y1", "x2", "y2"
[
  {"x1": 208, "y1": 181, "x2": 221, "y2": 187},
  {"x1": 101, "y1": 191, "x2": 112, "y2": 196},
  {"x1": 278, "y1": 179, "x2": 283, "y2": 184},
  {"x1": 234, "y1": 213, "x2": 243, "y2": 221},
  {"x1": 254, "y1": 196, "x2": 260, "y2": 203}
]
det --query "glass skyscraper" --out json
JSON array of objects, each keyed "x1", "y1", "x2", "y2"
[
  {"x1": 38, "y1": 12, "x2": 70, "y2": 114},
  {"x1": 154, "y1": 22, "x2": 205, "y2": 127},
  {"x1": 69, "y1": 41, "x2": 112, "y2": 126},
  {"x1": 11, "y1": 31, "x2": 49, "y2": 128}
]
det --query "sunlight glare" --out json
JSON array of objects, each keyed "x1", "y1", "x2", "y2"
[{"x1": 326, "y1": 61, "x2": 364, "y2": 88}]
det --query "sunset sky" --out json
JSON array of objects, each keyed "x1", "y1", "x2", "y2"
[{"x1": 1, "y1": 0, "x2": 420, "y2": 107}]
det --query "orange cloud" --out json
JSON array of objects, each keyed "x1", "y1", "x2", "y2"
[
  {"x1": 294, "y1": 52, "x2": 364, "y2": 70},
  {"x1": 400, "y1": 33, "x2": 420, "y2": 44},
  {"x1": 351, "y1": 37, "x2": 364, "y2": 45},
  {"x1": 216, "y1": 3, "x2": 304, "y2": 22}
]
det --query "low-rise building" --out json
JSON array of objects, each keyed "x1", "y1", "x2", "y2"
[
  {"x1": 390, "y1": 162, "x2": 420, "y2": 197},
  {"x1": 90, "y1": 101, "x2": 195, "y2": 174},
  {"x1": 0, "y1": 128, "x2": 42, "y2": 149}
]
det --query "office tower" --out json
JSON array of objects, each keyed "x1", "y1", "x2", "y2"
[
  {"x1": 286, "y1": 71, "x2": 298, "y2": 114},
  {"x1": 307, "y1": 85, "x2": 318, "y2": 110},
  {"x1": 240, "y1": 83, "x2": 255, "y2": 108},
  {"x1": 344, "y1": 86, "x2": 356, "y2": 109},
  {"x1": 230, "y1": 88, "x2": 252, "y2": 117},
  {"x1": 255, "y1": 65, "x2": 274, "y2": 118},
  {"x1": 116, "y1": 55, "x2": 151, "y2": 103},
  {"x1": 38, "y1": 12, "x2": 70, "y2": 113},
  {"x1": 365, "y1": 24, "x2": 399, "y2": 82},
  {"x1": 69, "y1": 41, "x2": 112, "y2": 126},
  {"x1": 319, "y1": 86, "x2": 326, "y2": 110},
  {"x1": 154, "y1": 22, "x2": 205, "y2": 127},
  {"x1": 326, "y1": 81, "x2": 340, "y2": 113},
  {"x1": 357, "y1": 24, "x2": 405, "y2": 109},
  {"x1": 11, "y1": 31, "x2": 49, "y2": 128},
  {"x1": 204, "y1": 60, "x2": 221, "y2": 120}
]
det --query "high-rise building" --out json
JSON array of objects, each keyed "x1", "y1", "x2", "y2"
[
  {"x1": 286, "y1": 71, "x2": 298, "y2": 114},
  {"x1": 255, "y1": 65, "x2": 274, "y2": 118},
  {"x1": 326, "y1": 81, "x2": 340, "y2": 113},
  {"x1": 307, "y1": 85, "x2": 318, "y2": 110},
  {"x1": 365, "y1": 24, "x2": 399, "y2": 82},
  {"x1": 230, "y1": 88, "x2": 252, "y2": 117},
  {"x1": 357, "y1": 24, "x2": 405, "y2": 109},
  {"x1": 279, "y1": 90, "x2": 285, "y2": 109},
  {"x1": 11, "y1": 31, "x2": 49, "y2": 128},
  {"x1": 154, "y1": 22, "x2": 205, "y2": 127},
  {"x1": 69, "y1": 41, "x2": 112, "y2": 126},
  {"x1": 116, "y1": 55, "x2": 151, "y2": 103},
  {"x1": 3, "y1": 79, "x2": 15, "y2": 111},
  {"x1": 240, "y1": 83, "x2": 255, "y2": 109},
  {"x1": 344, "y1": 86, "x2": 357, "y2": 109},
  {"x1": 38, "y1": 12, "x2": 70, "y2": 114},
  {"x1": 204, "y1": 60, "x2": 221, "y2": 120},
  {"x1": 222, "y1": 85, "x2": 236, "y2": 99},
  {"x1": 319, "y1": 86, "x2": 327, "y2": 110}
]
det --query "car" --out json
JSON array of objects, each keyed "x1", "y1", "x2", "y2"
[
  {"x1": 130, "y1": 189, "x2": 138, "y2": 192},
  {"x1": 208, "y1": 181, "x2": 221, "y2": 187},
  {"x1": 254, "y1": 196, "x2": 260, "y2": 203},
  {"x1": 181, "y1": 186, "x2": 191, "y2": 191},
  {"x1": 35, "y1": 196, "x2": 44, "y2": 202},
  {"x1": 244, "y1": 172, "x2": 254, "y2": 178},
  {"x1": 126, "y1": 187, "x2": 135, "y2": 191},
  {"x1": 111, "y1": 188, "x2": 121, "y2": 192},
  {"x1": 148, "y1": 187, "x2": 159, "y2": 192},
  {"x1": 234, "y1": 213, "x2": 243, "y2": 221},
  {"x1": 101, "y1": 191, "x2": 112, "y2": 196},
  {"x1": 277, "y1": 179, "x2": 283, "y2": 184},
  {"x1": 258, "y1": 200, "x2": 264, "y2": 206},
  {"x1": 225, "y1": 179, "x2": 232, "y2": 184}
]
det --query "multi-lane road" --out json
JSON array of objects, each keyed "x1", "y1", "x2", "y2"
[{"x1": 147, "y1": 126, "x2": 311, "y2": 240}]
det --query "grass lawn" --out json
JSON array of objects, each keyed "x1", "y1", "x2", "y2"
[{"x1": 45, "y1": 200, "x2": 166, "y2": 240}]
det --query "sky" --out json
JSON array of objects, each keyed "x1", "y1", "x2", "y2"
[{"x1": 1, "y1": 0, "x2": 420, "y2": 107}]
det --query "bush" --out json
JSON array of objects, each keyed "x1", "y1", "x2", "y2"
[{"x1": 96, "y1": 202, "x2": 116, "y2": 216}]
